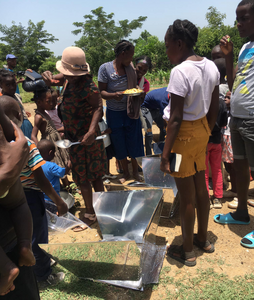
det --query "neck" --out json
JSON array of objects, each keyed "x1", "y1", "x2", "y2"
[
  {"x1": 37, "y1": 107, "x2": 45, "y2": 114},
  {"x1": 114, "y1": 57, "x2": 125, "y2": 73},
  {"x1": 3, "y1": 91, "x2": 14, "y2": 97},
  {"x1": 180, "y1": 48, "x2": 198, "y2": 63}
]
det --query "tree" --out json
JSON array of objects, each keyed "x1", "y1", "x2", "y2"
[
  {"x1": 72, "y1": 7, "x2": 147, "y2": 74},
  {"x1": 0, "y1": 20, "x2": 58, "y2": 71},
  {"x1": 195, "y1": 6, "x2": 248, "y2": 63}
]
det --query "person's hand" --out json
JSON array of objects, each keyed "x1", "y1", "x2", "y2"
[
  {"x1": 26, "y1": 111, "x2": 31, "y2": 118},
  {"x1": 114, "y1": 92, "x2": 124, "y2": 101},
  {"x1": 42, "y1": 71, "x2": 53, "y2": 86},
  {"x1": 104, "y1": 128, "x2": 112, "y2": 134},
  {"x1": 56, "y1": 201, "x2": 68, "y2": 217},
  {"x1": 79, "y1": 131, "x2": 96, "y2": 145},
  {"x1": 26, "y1": 69, "x2": 33, "y2": 73},
  {"x1": 220, "y1": 35, "x2": 233, "y2": 56},
  {"x1": 17, "y1": 78, "x2": 25, "y2": 83},
  {"x1": 160, "y1": 158, "x2": 171, "y2": 174}
]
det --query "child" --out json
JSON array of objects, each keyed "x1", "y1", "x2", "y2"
[
  {"x1": 37, "y1": 139, "x2": 71, "y2": 202},
  {"x1": 31, "y1": 88, "x2": 70, "y2": 188},
  {"x1": 161, "y1": 19, "x2": 220, "y2": 266},
  {"x1": 214, "y1": 1, "x2": 254, "y2": 245},
  {"x1": 135, "y1": 55, "x2": 151, "y2": 94},
  {"x1": 45, "y1": 89, "x2": 65, "y2": 138},
  {"x1": 205, "y1": 58, "x2": 228, "y2": 209},
  {"x1": 2, "y1": 96, "x2": 68, "y2": 285},
  {"x1": 221, "y1": 91, "x2": 238, "y2": 208},
  {"x1": 0, "y1": 96, "x2": 35, "y2": 296},
  {"x1": 0, "y1": 69, "x2": 33, "y2": 139}
]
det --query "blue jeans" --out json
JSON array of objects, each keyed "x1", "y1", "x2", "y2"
[{"x1": 25, "y1": 189, "x2": 51, "y2": 281}]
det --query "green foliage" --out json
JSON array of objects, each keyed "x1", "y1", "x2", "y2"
[
  {"x1": 195, "y1": 6, "x2": 248, "y2": 63},
  {"x1": 0, "y1": 20, "x2": 58, "y2": 71},
  {"x1": 38, "y1": 55, "x2": 58, "y2": 74},
  {"x1": 134, "y1": 33, "x2": 171, "y2": 72},
  {"x1": 72, "y1": 6, "x2": 147, "y2": 74}
]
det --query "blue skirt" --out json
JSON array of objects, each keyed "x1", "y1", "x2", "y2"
[
  {"x1": 21, "y1": 119, "x2": 33, "y2": 139},
  {"x1": 106, "y1": 109, "x2": 144, "y2": 160}
]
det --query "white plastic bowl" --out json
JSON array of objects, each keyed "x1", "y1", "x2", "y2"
[{"x1": 59, "y1": 191, "x2": 75, "y2": 209}]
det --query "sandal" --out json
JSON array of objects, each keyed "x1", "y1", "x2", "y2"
[
  {"x1": 193, "y1": 234, "x2": 215, "y2": 253},
  {"x1": 167, "y1": 245, "x2": 196, "y2": 267},
  {"x1": 72, "y1": 224, "x2": 88, "y2": 232},
  {"x1": 81, "y1": 213, "x2": 97, "y2": 226}
]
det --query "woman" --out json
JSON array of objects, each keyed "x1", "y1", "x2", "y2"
[
  {"x1": 160, "y1": 20, "x2": 220, "y2": 266},
  {"x1": 98, "y1": 40, "x2": 144, "y2": 183},
  {"x1": 42, "y1": 46, "x2": 107, "y2": 229}
]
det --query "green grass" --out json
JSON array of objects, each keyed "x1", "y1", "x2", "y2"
[
  {"x1": 19, "y1": 85, "x2": 34, "y2": 103},
  {"x1": 40, "y1": 244, "x2": 254, "y2": 300}
]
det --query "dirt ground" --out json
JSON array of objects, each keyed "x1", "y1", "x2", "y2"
[{"x1": 24, "y1": 102, "x2": 254, "y2": 298}]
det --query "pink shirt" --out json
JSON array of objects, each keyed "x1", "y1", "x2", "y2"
[{"x1": 45, "y1": 106, "x2": 63, "y2": 130}]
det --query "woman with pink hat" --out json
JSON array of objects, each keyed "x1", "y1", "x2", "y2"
[{"x1": 42, "y1": 46, "x2": 107, "y2": 229}]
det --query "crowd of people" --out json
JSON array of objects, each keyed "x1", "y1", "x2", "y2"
[{"x1": 0, "y1": 0, "x2": 254, "y2": 297}]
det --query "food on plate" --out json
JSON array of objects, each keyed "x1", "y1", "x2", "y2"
[{"x1": 123, "y1": 88, "x2": 143, "y2": 94}]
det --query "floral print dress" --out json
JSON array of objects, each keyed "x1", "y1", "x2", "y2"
[{"x1": 60, "y1": 75, "x2": 107, "y2": 184}]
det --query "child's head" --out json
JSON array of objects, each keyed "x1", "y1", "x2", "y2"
[
  {"x1": 224, "y1": 91, "x2": 231, "y2": 109},
  {"x1": 213, "y1": 58, "x2": 227, "y2": 84},
  {"x1": 165, "y1": 19, "x2": 198, "y2": 65},
  {"x1": 37, "y1": 139, "x2": 56, "y2": 161},
  {"x1": 211, "y1": 45, "x2": 224, "y2": 61},
  {"x1": 0, "y1": 95, "x2": 23, "y2": 127},
  {"x1": 236, "y1": 0, "x2": 254, "y2": 39},
  {"x1": 0, "y1": 69, "x2": 17, "y2": 96},
  {"x1": 32, "y1": 89, "x2": 52, "y2": 111},
  {"x1": 135, "y1": 56, "x2": 152, "y2": 80}
]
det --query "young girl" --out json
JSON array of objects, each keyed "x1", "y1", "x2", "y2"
[
  {"x1": 31, "y1": 88, "x2": 70, "y2": 187},
  {"x1": 135, "y1": 55, "x2": 151, "y2": 94},
  {"x1": 160, "y1": 19, "x2": 220, "y2": 266}
]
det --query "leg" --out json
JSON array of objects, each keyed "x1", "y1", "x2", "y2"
[
  {"x1": 131, "y1": 158, "x2": 143, "y2": 181},
  {"x1": 25, "y1": 190, "x2": 51, "y2": 282},
  {"x1": 205, "y1": 145, "x2": 211, "y2": 194},
  {"x1": 119, "y1": 158, "x2": 131, "y2": 183},
  {"x1": 174, "y1": 176, "x2": 196, "y2": 253},
  {"x1": 194, "y1": 170, "x2": 212, "y2": 248},
  {"x1": 141, "y1": 107, "x2": 153, "y2": 155},
  {"x1": 224, "y1": 162, "x2": 237, "y2": 193},
  {"x1": 234, "y1": 158, "x2": 249, "y2": 211},
  {"x1": 209, "y1": 144, "x2": 223, "y2": 199},
  {"x1": 61, "y1": 177, "x2": 70, "y2": 188}
]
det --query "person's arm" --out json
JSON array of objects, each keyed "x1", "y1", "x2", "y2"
[
  {"x1": 33, "y1": 167, "x2": 68, "y2": 216},
  {"x1": 220, "y1": 35, "x2": 238, "y2": 91},
  {"x1": 0, "y1": 122, "x2": 29, "y2": 196},
  {"x1": 0, "y1": 104, "x2": 15, "y2": 141},
  {"x1": 206, "y1": 85, "x2": 219, "y2": 131},
  {"x1": 79, "y1": 92, "x2": 103, "y2": 145},
  {"x1": 160, "y1": 93, "x2": 184, "y2": 173},
  {"x1": 41, "y1": 71, "x2": 65, "y2": 86},
  {"x1": 31, "y1": 115, "x2": 43, "y2": 145},
  {"x1": 98, "y1": 82, "x2": 124, "y2": 101},
  {"x1": 56, "y1": 125, "x2": 65, "y2": 133}
]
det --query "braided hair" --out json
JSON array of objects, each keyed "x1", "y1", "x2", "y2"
[
  {"x1": 31, "y1": 88, "x2": 50, "y2": 103},
  {"x1": 238, "y1": 0, "x2": 254, "y2": 12},
  {"x1": 166, "y1": 19, "x2": 198, "y2": 49},
  {"x1": 0, "y1": 69, "x2": 15, "y2": 85},
  {"x1": 114, "y1": 40, "x2": 134, "y2": 57},
  {"x1": 135, "y1": 55, "x2": 152, "y2": 71}
]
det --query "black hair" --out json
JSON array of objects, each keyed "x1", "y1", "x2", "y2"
[
  {"x1": 135, "y1": 55, "x2": 152, "y2": 71},
  {"x1": 31, "y1": 88, "x2": 50, "y2": 103},
  {"x1": 166, "y1": 19, "x2": 198, "y2": 49},
  {"x1": 238, "y1": 0, "x2": 254, "y2": 12},
  {"x1": 114, "y1": 40, "x2": 134, "y2": 57},
  {"x1": 214, "y1": 58, "x2": 227, "y2": 83},
  {"x1": 37, "y1": 139, "x2": 55, "y2": 154},
  {"x1": 0, "y1": 68, "x2": 15, "y2": 85}
]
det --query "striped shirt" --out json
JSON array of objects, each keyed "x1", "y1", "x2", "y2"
[
  {"x1": 98, "y1": 61, "x2": 128, "y2": 111},
  {"x1": 20, "y1": 138, "x2": 45, "y2": 190}
]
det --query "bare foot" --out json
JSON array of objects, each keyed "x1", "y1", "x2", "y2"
[
  {"x1": 19, "y1": 241, "x2": 36, "y2": 267},
  {"x1": 0, "y1": 263, "x2": 19, "y2": 296}
]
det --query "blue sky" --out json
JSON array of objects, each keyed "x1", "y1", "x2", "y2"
[{"x1": 0, "y1": 0, "x2": 240, "y2": 56}]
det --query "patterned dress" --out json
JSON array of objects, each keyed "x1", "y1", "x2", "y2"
[{"x1": 60, "y1": 75, "x2": 107, "y2": 184}]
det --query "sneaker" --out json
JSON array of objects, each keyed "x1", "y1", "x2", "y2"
[
  {"x1": 228, "y1": 197, "x2": 238, "y2": 209},
  {"x1": 39, "y1": 272, "x2": 65, "y2": 288},
  {"x1": 213, "y1": 198, "x2": 222, "y2": 209},
  {"x1": 50, "y1": 258, "x2": 57, "y2": 267}
]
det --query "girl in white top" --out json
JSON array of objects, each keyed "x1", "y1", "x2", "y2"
[{"x1": 160, "y1": 19, "x2": 220, "y2": 267}]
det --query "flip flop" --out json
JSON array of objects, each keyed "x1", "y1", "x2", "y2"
[
  {"x1": 193, "y1": 234, "x2": 215, "y2": 253},
  {"x1": 72, "y1": 224, "x2": 88, "y2": 232},
  {"x1": 247, "y1": 199, "x2": 254, "y2": 207},
  {"x1": 241, "y1": 231, "x2": 254, "y2": 248},
  {"x1": 214, "y1": 213, "x2": 250, "y2": 225},
  {"x1": 81, "y1": 213, "x2": 97, "y2": 227},
  {"x1": 228, "y1": 198, "x2": 238, "y2": 209}
]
